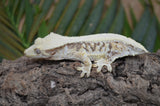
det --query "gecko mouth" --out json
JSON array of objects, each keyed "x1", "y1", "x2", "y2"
[{"x1": 24, "y1": 45, "x2": 37, "y2": 57}]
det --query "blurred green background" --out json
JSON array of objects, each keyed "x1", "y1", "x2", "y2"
[{"x1": 0, "y1": 0, "x2": 160, "y2": 61}]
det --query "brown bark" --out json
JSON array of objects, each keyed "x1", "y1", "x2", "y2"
[{"x1": 0, "y1": 51, "x2": 160, "y2": 106}]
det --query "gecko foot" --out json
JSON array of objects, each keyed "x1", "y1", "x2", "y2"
[
  {"x1": 76, "y1": 64, "x2": 91, "y2": 77},
  {"x1": 94, "y1": 59, "x2": 112, "y2": 73}
]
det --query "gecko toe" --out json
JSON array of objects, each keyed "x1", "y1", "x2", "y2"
[
  {"x1": 97, "y1": 66, "x2": 103, "y2": 73},
  {"x1": 92, "y1": 64, "x2": 97, "y2": 67},
  {"x1": 76, "y1": 66, "x2": 82, "y2": 71},
  {"x1": 106, "y1": 64, "x2": 112, "y2": 72},
  {"x1": 86, "y1": 72, "x2": 90, "y2": 77},
  {"x1": 76, "y1": 63, "x2": 91, "y2": 77},
  {"x1": 80, "y1": 72, "x2": 85, "y2": 78},
  {"x1": 95, "y1": 63, "x2": 112, "y2": 73}
]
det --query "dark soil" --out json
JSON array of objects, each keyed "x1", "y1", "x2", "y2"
[{"x1": 0, "y1": 51, "x2": 160, "y2": 106}]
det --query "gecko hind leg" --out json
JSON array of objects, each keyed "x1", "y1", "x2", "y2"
[
  {"x1": 76, "y1": 64, "x2": 91, "y2": 77},
  {"x1": 93, "y1": 59, "x2": 112, "y2": 73},
  {"x1": 76, "y1": 58, "x2": 92, "y2": 77}
]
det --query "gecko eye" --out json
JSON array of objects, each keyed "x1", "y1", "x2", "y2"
[{"x1": 34, "y1": 48, "x2": 41, "y2": 54}]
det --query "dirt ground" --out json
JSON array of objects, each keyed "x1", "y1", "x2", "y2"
[{"x1": 0, "y1": 50, "x2": 160, "y2": 105}]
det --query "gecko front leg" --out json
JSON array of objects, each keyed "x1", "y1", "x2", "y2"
[{"x1": 74, "y1": 52, "x2": 92, "y2": 77}]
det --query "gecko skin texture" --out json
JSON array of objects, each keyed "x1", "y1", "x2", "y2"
[{"x1": 24, "y1": 32, "x2": 148, "y2": 77}]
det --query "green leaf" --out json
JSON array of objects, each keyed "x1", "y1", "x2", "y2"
[
  {"x1": 122, "y1": 13, "x2": 132, "y2": 37},
  {"x1": 33, "y1": 1, "x2": 40, "y2": 4},
  {"x1": 95, "y1": 0, "x2": 117, "y2": 33},
  {"x1": 48, "y1": 0, "x2": 68, "y2": 32},
  {"x1": 6, "y1": 0, "x2": 20, "y2": 34},
  {"x1": 28, "y1": 0, "x2": 54, "y2": 43},
  {"x1": 0, "y1": 39, "x2": 22, "y2": 59},
  {"x1": 25, "y1": 0, "x2": 34, "y2": 43},
  {"x1": 130, "y1": 7, "x2": 137, "y2": 28},
  {"x1": 139, "y1": 0, "x2": 146, "y2": 6},
  {"x1": 0, "y1": 56, "x2": 2, "y2": 62},
  {"x1": 7, "y1": 0, "x2": 14, "y2": 16},
  {"x1": 132, "y1": 8, "x2": 151, "y2": 43},
  {"x1": 16, "y1": 0, "x2": 25, "y2": 26},
  {"x1": 0, "y1": 13, "x2": 16, "y2": 33},
  {"x1": 55, "y1": 0, "x2": 80, "y2": 35},
  {"x1": 0, "y1": 6, "x2": 10, "y2": 21},
  {"x1": 0, "y1": 23, "x2": 23, "y2": 44},
  {"x1": 154, "y1": 34, "x2": 160, "y2": 52},
  {"x1": 109, "y1": 5, "x2": 125, "y2": 34},
  {"x1": 65, "y1": 0, "x2": 93, "y2": 36},
  {"x1": 12, "y1": 0, "x2": 19, "y2": 19},
  {"x1": 154, "y1": 19, "x2": 160, "y2": 51},
  {"x1": 40, "y1": 0, "x2": 54, "y2": 16},
  {"x1": 0, "y1": 33, "x2": 24, "y2": 53},
  {"x1": 79, "y1": 0, "x2": 104, "y2": 35},
  {"x1": 38, "y1": 21, "x2": 49, "y2": 38},
  {"x1": 143, "y1": 16, "x2": 157, "y2": 52},
  {"x1": 157, "y1": 0, "x2": 160, "y2": 5}
]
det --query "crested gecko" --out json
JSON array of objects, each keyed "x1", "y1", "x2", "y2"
[{"x1": 24, "y1": 32, "x2": 148, "y2": 77}]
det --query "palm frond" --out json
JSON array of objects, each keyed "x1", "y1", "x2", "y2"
[
  {"x1": 0, "y1": 0, "x2": 159, "y2": 60},
  {"x1": 66, "y1": 0, "x2": 93, "y2": 36},
  {"x1": 108, "y1": 4, "x2": 125, "y2": 34},
  {"x1": 95, "y1": 0, "x2": 118, "y2": 33},
  {"x1": 79, "y1": 0, "x2": 104, "y2": 35}
]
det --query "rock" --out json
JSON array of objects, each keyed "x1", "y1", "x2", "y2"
[{"x1": 0, "y1": 51, "x2": 160, "y2": 105}]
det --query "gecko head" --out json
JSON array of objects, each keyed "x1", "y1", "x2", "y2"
[
  {"x1": 24, "y1": 32, "x2": 68, "y2": 59},
  {"x1": 24, "y1": 37, "x2": 51, "y2": 58}
]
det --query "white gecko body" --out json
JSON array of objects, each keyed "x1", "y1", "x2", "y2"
[{"x1": 24, "y1": 32, "x2": 148, "y2": 77}]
